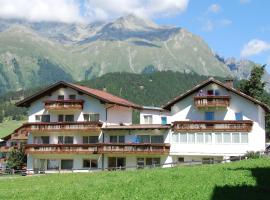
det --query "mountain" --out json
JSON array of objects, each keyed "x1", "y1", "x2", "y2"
[{"x1": 0, "y1": 14, "x2": 265, "y2": 94}]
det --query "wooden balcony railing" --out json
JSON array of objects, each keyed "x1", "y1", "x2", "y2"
[
  {"x1": 194, "y1": 95, "x2": 230, "y2": 109},
  {"x1": 24, "y1": 122, "x2": 102, "y2": 132},
  {"x1": 24, "y1": 143, "x2": 171, "y2": 154},
  {"x1": 173, "y1": 120, "x2": 253, "y2": 132},
  {"x1": 44, "y1": 99, "x2": 84, "y2": 111},
  {"x1": 99, "y1": 143, "x2": 170, "y2": 154},
  {"x1": 25, "y1": 144, "x2": 99, "y2": 154}
]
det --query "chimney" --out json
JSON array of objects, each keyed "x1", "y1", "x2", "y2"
[{"x1": 225, "y1": 79, "x2": 234, "y2": 88}]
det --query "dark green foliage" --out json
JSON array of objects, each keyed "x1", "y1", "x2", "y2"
[
  {"x1": 0, "y1": 113, "x2": 3, "y2": 123},
  {"x1": 80, "y1": 71, "x2": 216, "y2": 106},
  {"x1": 37, "y1": 58, "x2": 73, "y2": 86},
  {"x1": 7, "y1": 147, "x2": 26, "y2": 170},
  {"x1": 239, "y1": 65, "x2": 266, "y2": 101},
  {"x1": 12, "y1": 58, "x2": 25, "y2": 87}
]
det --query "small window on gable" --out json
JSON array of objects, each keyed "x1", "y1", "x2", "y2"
[
  {"x1": 205, "y1": 112, "x2": 214, "y2": 120},
  {"x1": 69, "y1": 95, "x2": 76, "y2": 100},
  {"x1": 58, "y1": 95, "x2": 64, "y2": 100},
  {"x1": 235, "y1": 112, "x2": 243, "y2": 120},
  {"x1": 207, "y1": 90, "x2": 214, "y2": 95},
  {"x1": 214, "y1": 90, "x2": 220, "y2": 96}
]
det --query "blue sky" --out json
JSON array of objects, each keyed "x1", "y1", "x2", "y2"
[
  {"x1": 156, "y1": 0, "x2": 270, "y2": 71},
  {"x1": 0, "y1": 0, "x2": 269, "y2": 71}
]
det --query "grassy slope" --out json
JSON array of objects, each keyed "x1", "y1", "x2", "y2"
[
  {"x1": 0, "y1": 120, "x2": 25, "y2": 138},
  {"x1": 0, "y1": 158, "x2": 269, "y2": 200}
]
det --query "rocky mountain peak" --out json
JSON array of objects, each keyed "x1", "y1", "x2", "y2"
[{"x1": 109, "y1": 14, "x2": 160, "y2": 31}]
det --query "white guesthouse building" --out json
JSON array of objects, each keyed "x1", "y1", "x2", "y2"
[{"x1": 15, "y1": 78, "x2": 268, "y2": 172}]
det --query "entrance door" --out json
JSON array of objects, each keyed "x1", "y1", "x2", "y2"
[{"x1": 108, "y1": 157, "x2": 126, "y2": 170}]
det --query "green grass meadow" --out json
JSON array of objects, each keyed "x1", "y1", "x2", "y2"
[
  {"x1": 0, "y1": 158, "x2": 269, "y2": 200},
  {"x1": 0, "y1": 120, "x2": 25, "y2": 138}
]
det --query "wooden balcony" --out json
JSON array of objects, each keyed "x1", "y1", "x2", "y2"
[
  {"x1": 25, "y1": 144, "x2": 99, "y2": 154},
  {"x1": 99, "y1": 143, "x2": 170, "y2": 154},
  {"x1": 173, "y1": 120, "x2": 253, "y2": 132},
  {"x1": 44, "y1": 99, "x2": 84, "y2": 111},
  {"x1": 24, "y1": 143, "x2": 171, "y2": 155},
  {"x1": 194, "y1": 95, "x2": 230, "y2": 109},
  {"x1": 24, "y1": 122, "x2": 102, "y2": 132}
]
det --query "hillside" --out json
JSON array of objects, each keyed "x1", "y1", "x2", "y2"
[
  {"x1": 0, "y1": 15, "x2": 234, "y2": 94},
  {"x1": 0, "y1": 158, "x2": 269, "y2": 200}
]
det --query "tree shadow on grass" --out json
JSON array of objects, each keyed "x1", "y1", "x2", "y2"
[{"x1": 211, "y1": 167, "x2": 270, "y2": 200}]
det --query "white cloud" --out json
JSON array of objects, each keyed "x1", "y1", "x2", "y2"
[
  {"x1": 0, "y1": 0, "x2": 189, "y2": 23},
  {"x1": 241, "y1": 39, "x2": 270, "y2": 57},
  {"x1": 83, "y1": 0, "x2": 189, "y2": 21},
  {"x1": 0, "y1": 0, "x2": 83, "y2": 23},
  {"x1": 207, "y1": 4, "x2": 221, "y2": 14},
  {"x1": 201, "y1": 19, "x2": 231, "y2": 32}
]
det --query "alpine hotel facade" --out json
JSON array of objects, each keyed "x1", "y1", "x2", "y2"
[{"x1": 1, "y1": 78, "x2": 268, "y2": 172}]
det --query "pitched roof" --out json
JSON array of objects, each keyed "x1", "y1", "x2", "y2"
[
  {"x1": 162, "y1": 77, "x2": 270, "y2": 112},
  {"x1": 16, "y1": 81, "x2": 142, "y2": 109}
]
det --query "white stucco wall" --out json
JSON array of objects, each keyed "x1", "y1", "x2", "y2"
[{"x1": 168, "y1": 83, "x2": 266, "y2": 156}]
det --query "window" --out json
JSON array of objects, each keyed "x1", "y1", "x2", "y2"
[
  {"x1": 172, "y1": 133, "x2": 179, "y2": 143},
  {"x1": 232, "y1": 133, "x2": 240, "y2": 143},
  {"x1": 83, "y1": 159, "x2": 98, "y2": 169},
  {"x1": 69, "y1": 95, "x2": 76, "y2": 100},
  {"x1": 188, "y1": 133, "x2": 195, "y2": 144},
  {"x1": 35, "y1": 115, "x2": 50, "y2": 122},
  {"x1": 40, "y1": 136, "x2": 49, "y2": 144},
  {"x1": 137, "y1": 135, "x2": 150, "y2": 143},
  {"x1": 235, "y1": 112, "x2": 243, "y2": 121},
  {"x1": 108, "y1": 157, "x2": 126, "y2": 170},
  {"x1": 215, "y1": 133, "x2": 222, "y2": 144},
  {"x1": 205, "y1": 112, "x2": 214, "y2": 120},
  {"x1": 223, "y1": 133, "x2": 231, "y2": 143},
  {"x1": 151, "y1": 136, "x2": 163, "y2": 143},
  {"x1": 61, "y1": 160, "x2": 73, "y2": 170},
  {"x1": 202, "y1": 158, "x2": 214, "y2": 164},
  {"x1": 205, "y1": 133, "x2": 212, "y2": 144},
  {"x1": 161, "y1": 117, "x2": 167, "y2": 125},
  {"x1": 144, "y1": 115, "x2": 153, "y2": 124},
  {"x1": 83, "y1": 114, "x2": 100, "y2": 122},
  {"x1": 58, "y1": 95, "x2": 64, "y2": 100},
  {"x1": 178, "y1": 157, "x2": 184, "y2": 163},
  {"x1": 196, "y1": 133, "x2": 204, "y2": 144},
  {"x1": 83, "y1": 136, "x2": 99, "y2": 144},
  {"x1": 110, "y1": 135, "x2": 125, "y2": 143},
  {"x1": 137, "y1": 158, "x2": 145, "y2": 169},
  {"x1": 214, "y1": 90, "x2": 220, "y2": 96},
  {"x1": 47, "y1": 160, "x2": 59, "y2": 170},
  {"x1": 65, "y1": 115, "x2": 74, "y2": 122},
  {"x1": 146, "y1": 158, "x2": 160, "y2": 167},
  {"x1": 207, "y1": 90, "x2": 214, "y2": 95},
  {"x1": 207, "y1": 89, "x2": 220, "y2": 96},
  {"x1": 180, "y1": 133, "x2": 188, "y2": 144},
  {"x1": 241, "y1": 133, "x2": 248, "y2": 143},
  {"x1": 58, "y1": 136, "x2": 74, "y2": 144},
  {"x1": 58, "y1": 115, "x2": 64, "y2": 122}
]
